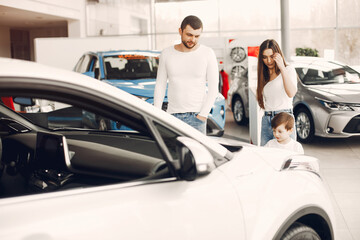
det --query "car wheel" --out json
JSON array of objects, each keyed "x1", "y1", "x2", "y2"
[
  {"x1": 295, "y1": 107, "x2": 314, "y2": 143},
  {"x1": 98, "y1": 118, "x2": 110, "y2": 131},
  {"x1": 232, "y1": 96, "x2": 246, "y2": 125},
  {"x1": 281, "y1": 222, "x2": 320, "y2": 240}
]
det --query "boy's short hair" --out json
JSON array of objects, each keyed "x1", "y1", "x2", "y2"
[
  {"x1": 180, "y1": 15, "x2": 203, "y2": 31},
  {"x1": 271, "y1": 112, "x2": 294, "y2": 130}
]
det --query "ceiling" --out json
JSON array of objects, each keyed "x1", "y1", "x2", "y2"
[
  {"x1": 0, "y1": 1, "x2": 204, "y2": 29},
  {"x1": 0, "y1": 6, "x2": 67, "y2": 29}
]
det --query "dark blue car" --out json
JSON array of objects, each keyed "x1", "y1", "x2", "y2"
[{"x1": 74, "y1": 50, "x2": 225, "y2": 136}]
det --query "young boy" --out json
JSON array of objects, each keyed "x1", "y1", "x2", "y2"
[{"x1": 264, "y1": 112, "x2": 304, "y2": 154}]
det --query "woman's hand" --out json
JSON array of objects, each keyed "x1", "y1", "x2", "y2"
[{"x1": 273, "y1": 53, "x2": 285, "y2": 70}]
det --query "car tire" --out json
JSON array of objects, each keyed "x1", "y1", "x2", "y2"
[
  {"x1": 295, "y1": 107, "x2": 314, "y2": 143},
  {"x1": 281, "y1": 222, "x2": 320, "y2": 240},
  {"x1": 232, "y1": 95, "x2": 247, "y2": 125}
]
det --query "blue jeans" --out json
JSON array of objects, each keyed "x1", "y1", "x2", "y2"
[
  {"x1": 172, "y1": 112, "x2": 206, "y2": 134},
  {"x1": 260, "y1": 109, "x2": 296, "y2": 146}
]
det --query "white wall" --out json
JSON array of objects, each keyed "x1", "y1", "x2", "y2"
[
  {"x1": 34, "y1": 36, "x2": 150, "y2": 70},
  {"x1": 0, "y1": 26, "x2": 11, "y2": 58},
  {"x1": 86, "y1": 1, "x2": 151, "y2": 37},
  {"x1": 0, "y1": 0, "x2": 87, "y2": 37}
]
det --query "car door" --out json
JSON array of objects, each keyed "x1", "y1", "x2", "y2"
[
  {"x1": 0, "y1": 168, "x2": 245, "y2": 240},
  {"x1": 0, "y1": 89, "x2": 245, "y2": 239}
]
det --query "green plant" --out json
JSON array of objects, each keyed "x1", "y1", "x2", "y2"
[{"x1": 295, "y1": 47, "x2": 319, "y2": 57}]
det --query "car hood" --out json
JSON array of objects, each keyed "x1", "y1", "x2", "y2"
[
  {"x1": 212, "y1": 136, "x2": 300, "y2": 171},
  {"x1": 104, "y1": 79, "x2": 159, "y2": 98},
  {"x1": 306, "y1": 83, "x2": 360, "y2": 103}
]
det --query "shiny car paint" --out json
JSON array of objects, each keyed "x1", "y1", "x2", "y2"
[
  {"x1": 0, "y1": 58, "x2": 335, "y2": 239},
  {"x1": 292, "y1": 56, "x2": 360, "y2": 142}
]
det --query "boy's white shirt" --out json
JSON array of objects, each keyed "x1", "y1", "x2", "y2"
[{"x1": 265, "y1": 138, "x2": 304, "y2": 154}]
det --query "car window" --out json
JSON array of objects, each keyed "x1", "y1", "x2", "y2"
[
  {"x1": 1, "y1": 95, "x2": 173, "y2": 198},
  {"x1": 75, "y1": 54, "x2": 92, "y2": 73},
  {"x1": 103, "y1": 54, "x2": 159, "y2": 80},
  {"x1": 154, "y1": 122, "x2": 180, "y2": 160},
  {"x1": 297, "y1": 66, "x2": 360, "y2": 85},
  {"x1": 12, "y1": 98, "x2": 131, "y2": 131}
]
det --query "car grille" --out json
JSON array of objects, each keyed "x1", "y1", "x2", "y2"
[{"x1": 343, "y1": 115, "x2": 360, "y2": 133}]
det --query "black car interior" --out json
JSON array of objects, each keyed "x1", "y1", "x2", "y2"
[
  {"x1": 0, "y1": 100, "x2": 173, "y2": 198},
  {"x1": 104, "y1": 57, "x2": 157, "y2": 79}
]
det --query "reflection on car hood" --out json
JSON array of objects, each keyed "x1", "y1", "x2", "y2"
[
  {"x1": 104, "y1": 79, "x2": 159, "y2": 98},
  {"x1": 243, "y1": 146, "x2": 301, "y2": 171},
  {"x1": 307, "y1": 83, "x2": 360, "y2": 103}
]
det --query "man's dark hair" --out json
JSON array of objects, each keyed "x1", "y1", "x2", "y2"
[{"x1": 180, "y1": 15, "x2": 203, "y2": 31}]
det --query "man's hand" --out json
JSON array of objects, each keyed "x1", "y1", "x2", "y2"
[{"x1": 196, "y1": 114, "x2": 207, "y2": 122}]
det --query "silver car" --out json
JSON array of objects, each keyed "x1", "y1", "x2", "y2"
[
  {"x1": 292, "y1": 57, "x2": 360, "y2": 143},
  {"x1": 228, "y1": 57, "x2": 360, "y2": 143},
  {"x1": 227, "y1": 70, "x2": 249, "y2": 125}
]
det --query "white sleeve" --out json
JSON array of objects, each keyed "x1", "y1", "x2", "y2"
[
  {"x1": 199, "y1": 48, "x2": 219, "y2": 117},
  {"x1": 287, "y1": 65, "x2": 298, "y2": 90},
  {"x1": 154, "y1": 50, "x2": 168, "y2": 109},
  {"x1": 264, "y1": 140, "x2": 271, "y2": 147},
  {"x1": 296, "y1": 142, "x2": 304, "y2": 154}
]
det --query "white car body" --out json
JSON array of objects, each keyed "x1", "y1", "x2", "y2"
[{"x1": 0, "y1": 58, "x2": 336, "y2": 239}]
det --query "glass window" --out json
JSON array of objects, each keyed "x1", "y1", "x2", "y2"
[
  {"x1": 291, "y1": 29, "x2": 335, "y2": 57},
  {"x1": 338, "y1": 0, "x2": 360, "y2": 27},
  {"x1": 103, "y1": 54, "x2": 159, "y2": 80},
  {"x1": 1, "y1": 94, "x2": 171, "y2": 198},
  {"x1": 155, "y1": 0, "x2": 219, "y2": 33},
  {"x1": 336, "y1": 29, "x2": 360, "y2": 66},
  {"x1": 75, "y1": 55, "x2": 92, "y2": 73},
  {"x1": 290, "y1": 0, "x2": 336, "y2": 28},
  {"x1": 219, "y1": 0, "x2": 279, "y2": 31}
]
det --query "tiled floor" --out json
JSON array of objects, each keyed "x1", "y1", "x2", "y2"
[{"x1": 222, "y1": 110, "x2": 360, "y2": 240}]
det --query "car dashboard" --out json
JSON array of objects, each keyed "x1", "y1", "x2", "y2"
[{"x1": 0, "y1": 125, "x2": 169, "y2": 198}]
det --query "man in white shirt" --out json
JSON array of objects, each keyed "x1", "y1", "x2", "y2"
[{"x1": 154, "y1": 15, "x2": 219, "y2": 134}]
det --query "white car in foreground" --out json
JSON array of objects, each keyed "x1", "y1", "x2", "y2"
[{"x1": 0, "y1": 58, "x2": 335, "y2": 239}]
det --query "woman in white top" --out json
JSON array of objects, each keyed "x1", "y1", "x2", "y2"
[{"x1": 256, "y1": 39, "x2": 298, "y2": 146}]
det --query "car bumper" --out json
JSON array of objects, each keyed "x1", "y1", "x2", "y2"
[{"x1": 316, "y1": 109, "x2": 360, "y2": 138}]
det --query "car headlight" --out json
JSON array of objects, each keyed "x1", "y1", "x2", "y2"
[
  {"x1": 317, "y1": 98, "x2": 354, "y2": 111},
  {"x1": 281, "y1": 155, "x2": 320, "y2": 177}
]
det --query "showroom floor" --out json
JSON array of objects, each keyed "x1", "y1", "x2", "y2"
[{"x1": 222, "y1": 110, "x2": 360, "y2": 240}]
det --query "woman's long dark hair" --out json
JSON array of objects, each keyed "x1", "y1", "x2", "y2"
[{"x1": 256, "y1": 39, "x2": 287, "y2": 109}]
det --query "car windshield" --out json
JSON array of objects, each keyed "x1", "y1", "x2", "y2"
[
  {"x1": 103, "y1": 54, "x2": 159, "y2": 80},
  {"x1": 296, "y1": 63, "x2": 360, "y2": 85}
]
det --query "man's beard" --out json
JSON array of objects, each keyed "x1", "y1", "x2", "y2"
[{"x1": 182, "y1": 40, "x2": 196, "y2": 49}]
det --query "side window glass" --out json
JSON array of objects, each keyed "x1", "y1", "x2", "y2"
[
  {"x1": 93, "y1": 58, "x2": 100, "y2": 79},
  {"x1": 77, "y1": 55, "x2": 91, "y2": 73},
  {"x1": 303, "y1": 68, "x2": 320, "y2": 85},
  {"x1": 1, "y1": 95, "x2": 170, "y2": 199},
  {"x1": 154, "y1": 122, "x2": 180, "y2": 160},
  {"x1": 74, "y1": 56, "x2": 85, "y2": 73},
  {"x1": 12, "y1": 98, "x2": 130, "y2": 131}
]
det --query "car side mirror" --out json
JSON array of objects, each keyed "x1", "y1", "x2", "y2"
[
  {"x1": 13, "y1": 97, "x2": 35, "y2": 106},
  {"x1": 176, "y1": 136, "x2": 215, "y2": 181},
  {"x1": 83, "y1": 71, "x2": 95, "y2": 78}
]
